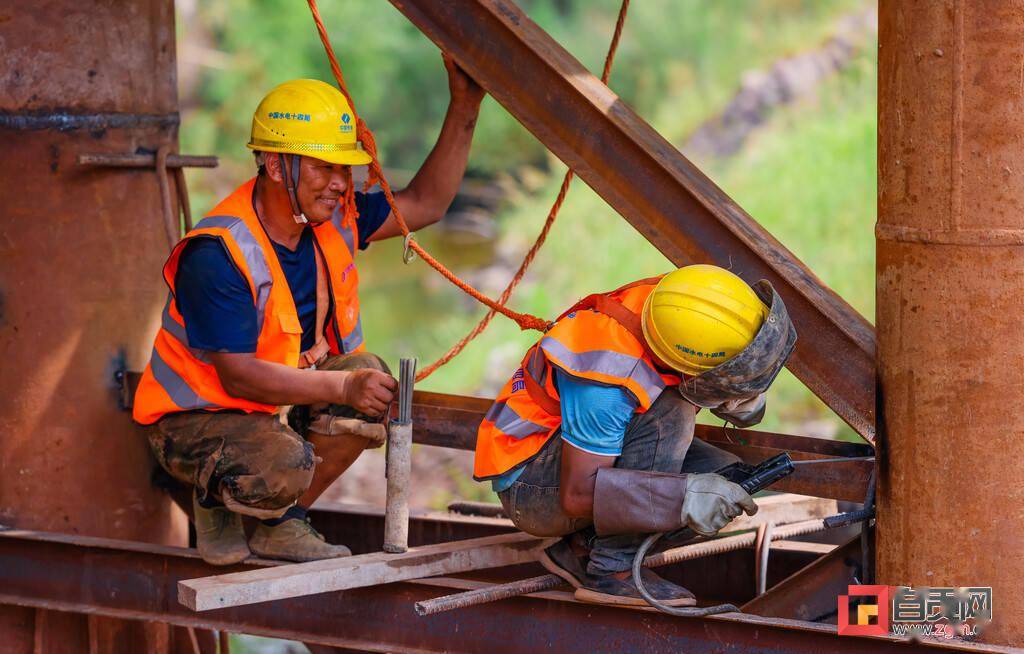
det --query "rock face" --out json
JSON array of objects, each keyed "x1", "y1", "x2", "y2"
[{"x1": 684, "y1": 8, "x2": 877, "y2": 159}]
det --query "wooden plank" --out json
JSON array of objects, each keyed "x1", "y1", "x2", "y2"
[
  {"x1": 723, "y1": 494, "x2": 837, "y2": 535},
  {"x1": 770, "y1": 541, "x2": 837, "y2": 555},
  {"x1": 178, "y1": 532, "x2": 549, "y2": 612}
]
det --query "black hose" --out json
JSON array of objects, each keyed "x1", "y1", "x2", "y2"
[{"x1": 631, "y1": 532, "x2": 742, "y2": 617}]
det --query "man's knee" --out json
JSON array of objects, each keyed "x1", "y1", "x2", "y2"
[
  {"x1": 320, "y1": 351, "x2": 390, "y2": 374},
  {"x1": 217, "y1": 430, "x2": 316, "y2": 519}
]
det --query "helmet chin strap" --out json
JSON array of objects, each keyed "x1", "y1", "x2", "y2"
[{"x1": 280, "y1": 153, "x2": 308, "y2": 224}]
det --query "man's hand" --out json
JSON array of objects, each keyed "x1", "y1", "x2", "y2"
[
  {"x1": 443, "y1": 54, "x2": 485, "y2": 108},
  {"x1": 680, "y1": 473, "x2": 759, "y2": 537},
  {"x1": 338, "y1": 369, "x2": 397, "y2": 416}
]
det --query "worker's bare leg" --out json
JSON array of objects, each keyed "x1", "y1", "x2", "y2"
[
  {"x1": 298, "y1": 432, "x2": 371, "y2": 507},
  {"x1": 245, "y1": 351, "x2": 392, "y2": 563}
]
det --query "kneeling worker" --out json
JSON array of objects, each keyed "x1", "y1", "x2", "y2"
[
  {"x1": 474, "y1": 265, "x2": 797, "y2": 606},
  {"x1": 135, "y1": 60, "x2": 485, "y2": 564}
]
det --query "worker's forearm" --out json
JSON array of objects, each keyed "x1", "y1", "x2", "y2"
[
  {"x1": 401, "y1": 101, "x2": 481, "y2": 229},
  {"x1": 213, "y1": 355, "x2": 344, "y2": 406}
]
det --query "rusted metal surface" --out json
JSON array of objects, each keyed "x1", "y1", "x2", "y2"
[
  {"x1": 2, "y1": 528, "x2": 1007, "y2": 654},
  {"x1": 0, "y1": 4, "x2": 176, "y2": 113},
  {"x1": 412, "y1": 391, "x2": 873, "y2": 501},
  {"x1": 0, "y1": 1, "x2": 185, "y2": 651},
  {"x1": 390, "y1": 0, "x2": 876, "y2": 442},
  {"x1": 877, "y1": 1, "x2": 1024, "y2": 646},
  {"x1": 743, "y1": 535, "x2": 863, "y2": 622},
  {"x1": 0, "y1": 3, "x2": 184, "y2": 539}
]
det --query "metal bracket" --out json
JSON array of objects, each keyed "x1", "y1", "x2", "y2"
[{"x1": 113, "y1": 366, "x2": 143, "y2": 411}]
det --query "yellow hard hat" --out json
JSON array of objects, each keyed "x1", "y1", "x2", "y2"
[
  {"x1": 642, "y1": 265, "x2": 768, "y2": 376},
  {"x1": 247, "y1": 79, "x2": 372, "y2": 166}
]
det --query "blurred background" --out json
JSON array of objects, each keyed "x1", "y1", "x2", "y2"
[
  {"x1": 174, "y1": 0, "x2": 876, "y2": 650},
  {"x1": 175, "y1": 0, "x2": 875, "y2": 522}
]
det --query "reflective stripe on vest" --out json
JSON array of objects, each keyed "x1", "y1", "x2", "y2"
[
  {"x1": 342, "y1": 315, "x2": 364, "y2": 352},
  {"x1": 473, "y1": 281, "x2": 680, "y2": 480},
  {"x1": 133, "y1": 178, "x2": 365, "y2": 424},
  {"x1": 147, "y1": 340, "x2": 216, "y2": 411},
  {"x1": 331, "y1": 208, "x2": 357, "y2": 254},
  {"x1": 193, "y1": 214, "x2": 274, "y2": 328},
  {"x1": 484, "y1": 400, "x2": 552, "y2": 439},
  {"x1": 538, "y1": 335, "x2": 665, "y2": 408}
]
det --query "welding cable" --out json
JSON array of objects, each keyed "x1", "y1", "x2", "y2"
[{"x1": 631, "y1": 531, "x2": 742, "y2": 617}]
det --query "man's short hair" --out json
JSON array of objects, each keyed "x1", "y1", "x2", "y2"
[{"x1": 254, "y1": 150, "x2": 267, "y2": 176}]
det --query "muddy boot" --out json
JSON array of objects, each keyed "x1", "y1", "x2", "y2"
[
  {"x1": 249, "y1": 517, "x2": 352, "y2": 562},
  {"x1": 192, "y1": 493, "x2": 251, "y2": 566},
  {"x1": 538, "y1": 536, "x2": 589, "y2": 589},
  {"x1": 574, "y1": 568, "x2": 696, "y2": 607}
]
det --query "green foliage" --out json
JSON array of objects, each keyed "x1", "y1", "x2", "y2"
[{"x1": 180, "y1": 0, "x2": 861, "y2": 187}]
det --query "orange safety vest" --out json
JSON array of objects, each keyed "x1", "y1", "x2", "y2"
[
  {"x1": 133, "y1": 177, "x2": 365, "y2": 425},
  {"x1": 473, "y1": 278, "x2": 681, "y2": 481}
]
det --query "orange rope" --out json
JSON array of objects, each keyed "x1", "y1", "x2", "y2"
[
  {"x1": 305, "y1": 0, "x2": 630, "y2": 380},
  {"x1": 416, "y1": 1, "x2": 631, "y2": 381}
]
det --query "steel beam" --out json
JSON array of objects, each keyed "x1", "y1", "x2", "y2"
[
  {"x1": 412, "y1": 391, "x2": 873, "y2": 502},
  {"x1": 388, "y1": 0, "x2": 876, "y2": 442},
  {"x1": 742, "y1": 535, "x2": 863, "y2": 622},
  {"x1": 0, "y1": 529, "x2": 999, "y2": 654}
]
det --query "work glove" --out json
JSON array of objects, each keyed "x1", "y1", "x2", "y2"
[{"x1": 680, "y1": 473, "x2": 759, "y2": 537}]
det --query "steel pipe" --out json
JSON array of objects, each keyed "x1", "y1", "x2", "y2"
[
  {"x1": 0, "y1": 1, "x2": 187, "y2": 650},
  {"x1": 877, "y1": 1, "x2": 1024, "y2": 646}
]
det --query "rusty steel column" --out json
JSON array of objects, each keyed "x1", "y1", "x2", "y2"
[
  {"x1": 877, "y1": 1, "x2": 1024, "y2": 645},
  {"x1": 0, "y1": 1, "x2": 188, "y2": 651}
]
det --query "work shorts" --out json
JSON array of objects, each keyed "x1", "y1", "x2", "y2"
[{"x1": 144, "y1": 351, "x2": 388, "y2": 519}]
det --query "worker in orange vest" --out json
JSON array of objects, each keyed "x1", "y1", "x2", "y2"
[
  {"x1": 474, "y1": 265, "x2": 797, "y2": 607},
  {"x1": 134, "y1": 58, "x2": 485, "y2": 565}
]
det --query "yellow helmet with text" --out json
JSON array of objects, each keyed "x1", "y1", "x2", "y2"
[
  {"x1": 641, "y1": 264, "x2": 768, "y2": 375},
  {"x1": 247, "y1": 79, "x2": 372, "y2": 166}
]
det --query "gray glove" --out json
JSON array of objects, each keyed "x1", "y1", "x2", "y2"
[{"x1": 680, "y1": 473, "x2": 759, "y2": 536}]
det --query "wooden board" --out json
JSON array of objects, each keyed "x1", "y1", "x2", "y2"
[
  {"x1": 179, "y1": 532, "x2": 549, "y2": 611},
  {"x1": 723, "y1": 494, "x2": 837, "y2": 535}
]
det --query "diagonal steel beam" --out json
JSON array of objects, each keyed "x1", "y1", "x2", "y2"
[{"x1": 388, "y1": 0, "x2": 876, "y2": 442}]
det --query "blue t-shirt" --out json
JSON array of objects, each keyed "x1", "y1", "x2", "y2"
[
  {"x1": 174, "y1": 191, "x2": 391, "y2": 353},
  {"x1": 492, "y1": 368, "x2": 639, "y2": 492}
]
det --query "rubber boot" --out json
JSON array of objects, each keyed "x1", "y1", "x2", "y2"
[
  {"x1": 575, "y1": 568, "x2": 697, "y2": 608},
  {"x1": 249, "y1": 518, "x2": 352, "y2": 562},
  {"x1": 192, "y1": 492, "x2": 251, "y2": 566},
  {"x1": 538, "y1": 536, "x2": 589, "y2": 588}
]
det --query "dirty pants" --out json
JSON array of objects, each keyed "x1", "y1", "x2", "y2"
[
  {"x1": 496, "y1": 388, "x2": 740, "y2": 576},
  {"x1": 144, "y1": 352, "x2": 387, "y2": 519}
]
